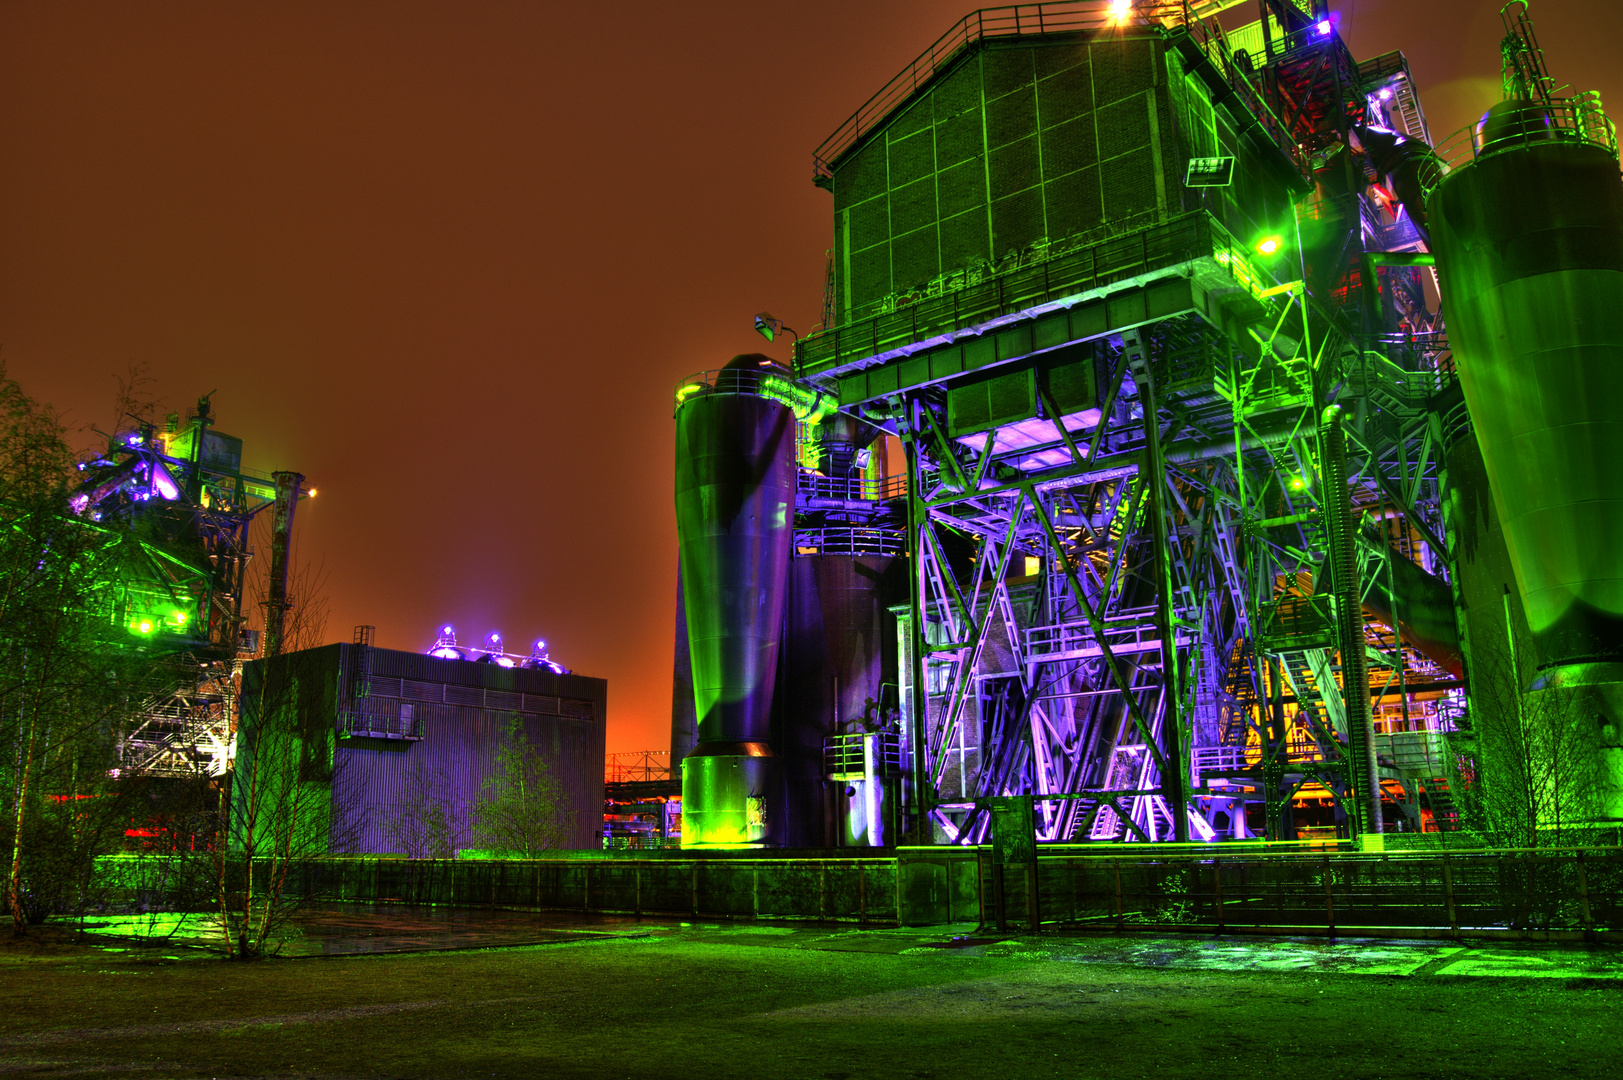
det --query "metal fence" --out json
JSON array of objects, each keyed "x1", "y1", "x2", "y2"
[
  {"x1": 991, "y1": 847, "x2": 1623, "y2": 939},
  {"x1": 215, "y1": 845, "x2": 1622, "y2": 940}
]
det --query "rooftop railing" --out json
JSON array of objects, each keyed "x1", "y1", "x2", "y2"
[{"x1": 811, "y1": 2, "x2": 1213, "y2": 181}]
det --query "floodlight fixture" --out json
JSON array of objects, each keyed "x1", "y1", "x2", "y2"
[
  {"x1": 753, "y1": 312, "x2": 798, "y2": 345},
  {"x1": 1256, "y1": 235, "x2": 1283, "y2": 256},
  {"x1": 1185, "y1": 156, "x2": 1235, "y2": 187}
]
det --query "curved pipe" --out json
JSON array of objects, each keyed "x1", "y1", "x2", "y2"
[{"x1": 1354, "y1": 125, "x2": 1444, "y2": 245}]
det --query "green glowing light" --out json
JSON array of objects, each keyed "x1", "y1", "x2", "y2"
[
  {"x1": 137, "y1": 620, "x2": 153, "y2": 634},
  {"x1": 761, "y1": 376, "x2": 837, "y2": 426},
  {"x1": 675, "y1": 383, "x2": 704, "y2": 405},
  {"x1": 1257, "y1": 235, "x2": 1283, "y2": 256}
]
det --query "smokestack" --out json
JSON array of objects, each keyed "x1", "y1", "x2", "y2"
[{"x1": 263, "y1": 470, "x2": 304, "y2": 658}]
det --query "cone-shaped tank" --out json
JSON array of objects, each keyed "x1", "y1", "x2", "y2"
[
  {"x1": 1429, "y1": 97, "x2": 1623, "y2": 816},
  {"x1": 674, "y1": 355, "x2": 801, "y2": 846}
]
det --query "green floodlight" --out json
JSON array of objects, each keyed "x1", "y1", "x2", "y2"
[
  {"x1": 1256, "y1": 235, "x2": 1284, "y2": 257},
  {"x1": 136, "y1": 619, "x2": 154, "y2": 634}
]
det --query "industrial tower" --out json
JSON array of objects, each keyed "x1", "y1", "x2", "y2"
[{"x1": 671, "y1": 0, "x2": 1623, "y2": 850}]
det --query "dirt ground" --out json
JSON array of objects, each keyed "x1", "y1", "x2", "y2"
[{"x1": 2, "y1": 916, "x2": 1621, "y2": 1079}]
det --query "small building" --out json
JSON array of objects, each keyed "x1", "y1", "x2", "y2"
[{"x1": 235, "y1": 642, "x2": 606, "y2": 853}]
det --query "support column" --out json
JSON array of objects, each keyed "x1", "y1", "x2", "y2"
[
  {"x1": 1321, "y1": 407, "x2": 1382, "y2": 836},
  {"x1": 903, "y1": 430, "x2": 934, "y2": 840},
  {"x1": 1126, "y1": 333, "x2": 1190, "y2": 842}
]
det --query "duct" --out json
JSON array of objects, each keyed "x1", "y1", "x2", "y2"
[
  {"x1": 1354, "y1": 125, "x2": 1445, "y2": 245},
  {"x1": 675, "y1": 354, "x2": 798, "y2": 846},
  {"x1": 1359, "y1": 528, "x2": 1464, "y2": 679}
]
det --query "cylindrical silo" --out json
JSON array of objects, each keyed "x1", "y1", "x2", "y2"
[
  {"x1": 1428, "y1": 96, "x2": 1623, "y2": 817},
  {"x1": 674, "y1": 355, "x2": 799, "y2": 846}
]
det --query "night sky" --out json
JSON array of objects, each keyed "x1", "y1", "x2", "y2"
[{"x1": 2, "y1": 1, "x2": 1618, "y2": 755}]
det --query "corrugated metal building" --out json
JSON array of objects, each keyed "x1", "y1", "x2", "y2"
[{"x1": 236, "y1": 643, "x2": 606, "y2": 853}]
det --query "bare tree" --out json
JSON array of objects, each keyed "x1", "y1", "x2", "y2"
[
  {"x1": 211, "y1": 552, "x2": 348, "y2": 958},
  {"x1": 1451, "y1": 631, "x2": 1606, "y2": 850},
  {"x1": 0, "y1": 365, "x2": 167, "y2": 935},
  {"x1": 470, "y1": 716, "x2": 571, "y2": 856},
  {"x1": 384, "y1": 760, "x2": 466, "y2": 859}
]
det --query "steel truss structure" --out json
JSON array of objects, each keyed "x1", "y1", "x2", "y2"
[
  {"x1": 796, "y1": 0, "x2": 1467, "y2": 846},
  {"x1": 72, "y1": 397, "x2": 307, "y2": 779}
]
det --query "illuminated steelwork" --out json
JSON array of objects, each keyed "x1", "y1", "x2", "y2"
[
  {"x1": 69, "y1": 395, "x2": 312, "y2": 778},
  {"x1": 669, "y1": 0, "x2": 1623, "y2": 850},
  {"x1": 668, "y1": 0, "x2": 1515, "y2": 850}
]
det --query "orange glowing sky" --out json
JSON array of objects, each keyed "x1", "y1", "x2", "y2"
[{"x1": 2, "y1": 1, "x2": 1617, "y2": 754}]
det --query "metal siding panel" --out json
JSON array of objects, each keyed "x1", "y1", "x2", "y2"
[{"x1": 1071, "y1": 300, "x2": 1108, "y2": 339}]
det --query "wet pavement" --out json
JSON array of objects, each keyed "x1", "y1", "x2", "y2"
[
  {"x1": 77, "y1": 903, "x2": 648, "y2": 957},
  {"x1": 73, "y1": 905, "x2": 1623, "y2": 979}
]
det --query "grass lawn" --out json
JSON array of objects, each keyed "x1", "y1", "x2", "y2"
[{"x1": 2, "y1": 918, "x2": 1621, "y2": 1079}]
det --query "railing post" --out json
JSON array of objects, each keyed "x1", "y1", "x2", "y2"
[
  {"x1": 1114, "y1": 859, "x2": 1124, "y2": 931},
  {"x1": 1322, "y1": 856, "x2": 1336, "y2": 937},
  {"x1": 859, "y1": 862, "x2": 868, "y2": 926},
  {"x1": 1576, "y1": 851, "x2": 1594, "y2": 933},
  {"x1": 1442, "y1": 854, "x2": 1458, "y2": 936},
  {"x1": 1214, "y1": 857, "x2": 1225, "y2": 933}
]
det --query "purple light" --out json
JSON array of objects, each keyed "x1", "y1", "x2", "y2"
[
  {"x1": 429, "y1": 646, "x2": 462, "y2": 660},
  {"x1": 495, "y1": 656, "x2": 516, "y2": 668},
  {"x1": 442, "y1": 625, "x2": 453, "y2": 635},
  {"x1": 1379, "y1": 87, "x2": 1393, "y2": 101},
  {"x1": 126, "y1": 433, "x2": 142, "y2": 446},
  {"x1": 1315, "y1": 19, "x2": 1331, "y2": 35},
  {"x1": 152, "y1": 465, "x2": 180, "y2": 501}
]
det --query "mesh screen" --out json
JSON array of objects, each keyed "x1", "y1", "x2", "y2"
[
  {"x1": 1039, "y1": 62, "x2": 1093, "y2": 128},
  {"x1": 888, "y1": 128, "x2": 934, "y2": 186},
  {"x1": 938, "y1": 159, "x2": 986, "y2": 220},
  {"x1": 939, "y1": 209, "x2": 991, "y2": 271},
  {"x1": 982, "y1": 46, "x2": 1034, "y2": 101},
  {"x1": 989, "y1": 136, "x2": 1040, "y2": 198},
  {"x1": 992, "y1": 187, "x2": 1045, "y2": 255},
  {"x1": 889, "y1": 176, "x2": 938, "y2": 236},
  {"x1": 849, "y1": 197, "x2": 890, "y2": 252},
  {"x1": 935, "y1": 109, "x2": 983, "y2": 168},
  {"x1": 831, "y1": 33, "x2": 1179, "y2": 319},
  {"x1": 986, "y1": 86, "x2": 1037, "y2": 148},
  {"x1": 891, "y1": 226, "x2": 940, "y2": 292}
]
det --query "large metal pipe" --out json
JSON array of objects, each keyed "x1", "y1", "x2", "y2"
[
  {"x1": 1429, "y1": 91, "x2": 1623, "y2": 817},
  {"x1": 262, "y1": 470, "x2": 304, "y2": 659},
  {"x1": 675, "y1": 355, "x2": 799, "y2": 846}
]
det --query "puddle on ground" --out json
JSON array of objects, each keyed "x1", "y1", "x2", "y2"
[{"x1": 77, "y1": 904, "x2": 651, "y2": 957}]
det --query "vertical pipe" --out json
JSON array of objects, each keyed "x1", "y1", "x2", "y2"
[
  {"x1": 1321, "y1": 408, "x2": 1382, "y2": 837},
  {"x1": 262, "y1": 471, "x2": 304, "y2": 659}
]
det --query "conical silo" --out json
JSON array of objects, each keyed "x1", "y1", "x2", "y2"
[
  {"x1": 1428, "y1": 94, "x2": 1623, "y2": 817},
  {"x1": 673, "y1": 354, "x2": 808, "y2": 846}
]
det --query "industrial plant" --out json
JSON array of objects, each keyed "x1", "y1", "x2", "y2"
[
  {"x1": 668, "y1": 0, "x2": 1623, "y2": 865},
  {"x1": 7, "y1": 0, "x2": 1623, "y2": 943}
]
